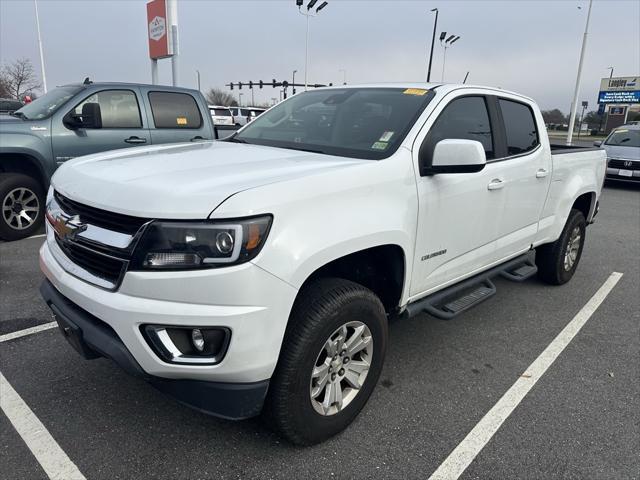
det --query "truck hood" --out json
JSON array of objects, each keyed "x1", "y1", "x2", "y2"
[{"x1": 52, "y1": 141, "x2": 366, "y2": 219}]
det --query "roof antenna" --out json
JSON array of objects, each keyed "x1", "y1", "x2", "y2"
[
  {"x1": 83, "y1": 77, "x2": 92, "y2": 85},
  {"x1": 463, "y1": 72, "x2": 470, "y2": 84}
]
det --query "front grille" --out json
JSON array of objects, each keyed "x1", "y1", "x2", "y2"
[
  {"x1": 54, "y1": 192, "x2": 150, "y2": 235},
  {"x1": 608, "y1": 159, "x2": 640, "y2": 171},
  {"x1": 55, "y1": 236, "x2": 127, "y2": 285}
]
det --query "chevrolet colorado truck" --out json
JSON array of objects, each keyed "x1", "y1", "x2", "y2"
[
  {"x1": 39, "y1": 84, "x2": 606, "y2": 445},
  {"x1": 0, "y1": 81, "x2": 216, "y2": 240}
]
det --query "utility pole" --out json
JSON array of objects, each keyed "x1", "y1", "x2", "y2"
[
  {"x1": 566, "y1": 0, "x2": 593, "y2": 145},
  {"x1": 297, "y1": 0, "x2": 329, "y2": 91},
  {"x1": 292, "y1": 70, "x2": 297, "y2": 95},
  {"x1": 426, "y1": 8, "x2": 438, "y2": 82},
  {"x1": 34, "y1": 0, "x2": 47, "y2": 93},
  {"x1": 196, "y1": 70, "x2": 200, "y2": 91},
  {"x1": 168, "y1": 0, "x2": 179, "y2": 86}
]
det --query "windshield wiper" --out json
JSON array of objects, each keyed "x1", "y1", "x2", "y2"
[
  {"x1": 10, "y1": 111, "x2": 28, "y2": 120},
  {"x1": 225, "y1": 136, "x2": 248, "y2": 144},
  {"x1": 283, "y1": 146, "x2": 327, "y2": 154}
]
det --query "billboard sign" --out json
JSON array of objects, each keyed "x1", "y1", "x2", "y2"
[
  {"x1": 598, "y1": 76, "x2": 639, "y2": 104},
  {"x1": 147, "y1": 0, "x2": 172, "y2": 59}
]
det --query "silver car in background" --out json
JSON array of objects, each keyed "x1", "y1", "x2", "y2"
[{"x1": 596, "y1": 125, "x2": 640, "y2": 182}]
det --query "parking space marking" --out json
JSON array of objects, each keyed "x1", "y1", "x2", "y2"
[
  {"x1": 27, "y1": 233, "x2": 46, "y2": 239},
  {"x1": 428, "y1": 271, "x2": 623, "y2": 480},
  {"x1": 0, "y1": 371, "x2": 86, "y2": 480},
  {"x1": 0, "y1": 322, "x2": 57, "y2": 343}
]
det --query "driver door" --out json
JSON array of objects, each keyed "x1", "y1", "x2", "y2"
[{"x1": 52, "y1": 88, "x2": 151, "y2": 165}]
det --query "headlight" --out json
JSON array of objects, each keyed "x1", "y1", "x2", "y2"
[{"x1": 130, "y1": 215, "x2": 272, "y2": 270}]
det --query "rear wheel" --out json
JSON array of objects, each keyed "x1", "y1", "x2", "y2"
[
  {"x1": 536, "y1": 208, "x2": 586, "y2": 285},
  {"x1": 0, "y1": 173, "x2": 45, "y2": 241},
  {"x1": 265, "y1": 278, "x2": 387, "y2": 445}
]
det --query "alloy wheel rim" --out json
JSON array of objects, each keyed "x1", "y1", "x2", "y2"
[
  {"x1": 563, "y1": 226, "x2": 581, "y2": 271},
  {"x1": 2, "y1": 188, "x2": 39, "y2": 230},
  {"x1": 309, "y1": 321, "x2": 373, "y2": 416}
]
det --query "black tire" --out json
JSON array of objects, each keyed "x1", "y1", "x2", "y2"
[
  {"x1": 265, "y1": 278, "x2": 388, "y2": 445},
  {"x1": 0, "y1": 173, "x2": 45, "y2": 241},
  {"x1": 536, "y1": 208, "x2": 587, "y2": 285}
]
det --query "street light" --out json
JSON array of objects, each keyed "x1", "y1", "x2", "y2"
[
  {"x1": 566, "y1": 0, "x2": 593, "y2": 146},
  {"x1": 34, "y1": 0, "x2": 47, "y2": 93},
  {"x1": 292, "y1": 69, "x2": 298, "y2": 94},
  {"x1": 238, "y1": 92, "x2": 243, "y2": 107},
  {"x1": 339, "y1": 69, "x2": 347, "y2": 84},
  {"x1": 440, "y1": 32, "x2": 461, "y2": 82},
  {"x1": 196, "y1": 69, "x2": 200, "y2": 91},
  {"x1": 296, "y1": 0, "x2": 329, "y2": 90},
  {"x1": 426, "y1": 8, "x2": 438, "y2": 82}
]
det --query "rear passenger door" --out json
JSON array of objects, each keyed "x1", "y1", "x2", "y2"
[
  {"x1": 143, "y1": 90, "x2": 213, "y2": 144},
  {"x1": 491, "y1": 96, "x2": 551, "y2": 259}
]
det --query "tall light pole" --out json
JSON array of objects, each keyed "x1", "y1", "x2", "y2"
[
  {"x1": 426, "y1": 8, "x2": 438, "y2": 82},
  {"x1": 292, "y1": 69, "x2": 297, "y2": 94},
  {"x1": 566, "y1": 0, "x2": 594, "y2": 146},
  {"x1": 196, "y1": 70, "x2": 200, "y2": 91},
  {"x1": 238, "y1": 92, "x2": 243, "y2": 107},
  {"x1": 297, "y1": 0, "x2": 329, "y2": 91},
  {"x1": 33, "y1": 0, "x2": 47, "y2": 93},
  {"x1": 440, "y1": 33, "x2": 460, "y2": 82}
]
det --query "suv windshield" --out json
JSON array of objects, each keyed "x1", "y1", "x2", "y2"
[
  {"x1": 233, "y1": 87, "x2": 435, "y2": 159},
  {"x1": 15, "y1": 86, "x2": 83, "y2": 120},
  {"x1": 605, "y1": 129, "x2": 640, "y2": 147}
]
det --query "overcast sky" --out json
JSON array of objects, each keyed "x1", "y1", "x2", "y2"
[{"x1": 1, "y1": 0, "x2": 638, "y2": 110}]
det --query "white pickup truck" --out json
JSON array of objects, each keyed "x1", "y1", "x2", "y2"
[{"x1": 39, "y1": 84, "x2": 606, "y2": 445}]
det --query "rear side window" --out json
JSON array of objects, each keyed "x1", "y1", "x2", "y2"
[
  {"x1": 74, "y1": 90, "x2": 142, "y2": 128},
  {"x1": 148, "y1": 92, "x2": 202, "y2": 129},
  {"x1": 425, "y1": 96, "x2": 494, "y2": 159},
  {"x1": 499, "y1": 99, "x2": 539, "y2": 155},
  {"x1": 212, "y1": 108, "x2": 231, "y2": 116}
]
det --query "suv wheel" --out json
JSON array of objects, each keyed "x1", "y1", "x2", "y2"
[
  {"x1": 536, "y1": 208, "x2": 587, "y2": 285},
  {"x1": 0, "y1": 173, "x2": 45, "y2": 241},
  {"x1": 265, "y1": 278, "x2": 388, "y2": 445}
]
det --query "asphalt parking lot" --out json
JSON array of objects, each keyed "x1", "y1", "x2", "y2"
[{"x1": 1, "y1": 182, "x2": 638, "y2": 480}]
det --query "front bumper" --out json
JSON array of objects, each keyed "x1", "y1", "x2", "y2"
[
  {"x1": 39, "y1": 237, "x2": 298, "y2": 416},
  {"x1": 606, "y1": 166, "x2": 640, "y2": 182},
  {"x1": 40, "y1": 279, "x2": 269, "y2": 419}
]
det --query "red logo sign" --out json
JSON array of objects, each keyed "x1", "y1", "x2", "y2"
[{"x1": 147, "y1": 0, "x2": 170, "y2": 59}]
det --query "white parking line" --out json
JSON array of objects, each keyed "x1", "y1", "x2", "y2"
[
  {"x1": 0, "y1": 371, "x2": 86, "y2": 480},
  {"x1": 428, "y1": 271, "x2": 623, "y2": 480},
  {"x1": 0, "y1": 322, "x2": 57, "y2": 343},
  {"x1": 27, "y1": 233, "x2": 46, "y2": 239}
]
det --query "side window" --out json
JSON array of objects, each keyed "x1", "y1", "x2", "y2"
[
  {"x1": 74, "y1": 90, "x2": 142, "y2": 128},
  {"x1": 148, "y1": 91, "x2": 202, "y2": 129},
  {"x1": 498, "y1": 99, "x2": 539, "y2": 155},
  {"x1": 425, "y1": 96, "x2": 494, "y2": 160}
]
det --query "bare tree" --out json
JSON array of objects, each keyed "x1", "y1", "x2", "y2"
[
  {"x1": 2, "y1": 58, "x2": 42, "y2": 100},
  {"x1": 0, "y1": 72, "x2": 10, "y2": 98},
  {"x1": 205, "y1": 87, "x2": 237, "y2": 106}
]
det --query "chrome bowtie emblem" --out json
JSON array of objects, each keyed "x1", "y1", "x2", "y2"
[{"x1": 53, "y1": 214, "x2": 87, "y2": 242}]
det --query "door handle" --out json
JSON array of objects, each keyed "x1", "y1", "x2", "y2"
[
  {"x1": 190, "y1": 136, "x2": 205, "y2": 142},
  {"x1": 487, "y1": 178, "x2": 505, "y2": 190},
  {"x1": 536, "y1": 168, "x2": 549, "y2": 178},
  {"x1": 124, "y1": 136, "x2": 147, "y2": 144}
]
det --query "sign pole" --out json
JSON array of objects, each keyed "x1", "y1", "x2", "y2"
[
  {"x1": 151, "y1": 59, "x2": 158, "y2": 85},
  {"x1": 566, "y1": 0, "x2": 593, "y2": 146},
  {"x1": 168, "y1": 0, "x2": 179, "y2": 86}
]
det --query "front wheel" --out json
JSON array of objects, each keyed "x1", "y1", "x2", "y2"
[
  {"x1": 0, "y1": 173, "x2": 45, "y2": 241},
  {"x1": 265, "y1": 278, "x2": 388, "y2": 445},
  {"x1": 536, "y1": 208, "x2": 587, "y2": 285}
]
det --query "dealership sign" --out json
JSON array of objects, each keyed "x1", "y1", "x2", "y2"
[
  {"x1": 598, "y1": 76, "x2": 639, "y2": 104},
  {"x1": 147, "y1": 0, "x2": 173, "y2": 59}
]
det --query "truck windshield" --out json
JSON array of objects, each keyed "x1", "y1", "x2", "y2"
[
  {"x1": 15, "y1": 86, "x2": 83, "y2": 120},
  {"x1": 605, "y1": 129, "x2": 640, "y2": 147},
  {"x1": 232, "y1": 87, "x2": 435, "y2": 159}
]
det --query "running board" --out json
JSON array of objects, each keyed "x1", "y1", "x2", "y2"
[{"x1": 406, "y1": 252, "x2": 536, "y2": 320}]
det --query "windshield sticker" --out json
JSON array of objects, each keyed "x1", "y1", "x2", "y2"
[
  {"x1": 371, "y1": 141, "x2": 389, "y2": 150},
  {"x1": 403, "y1": 88, "x2": 428, "y2": 96},
  {"x1": 177, "y1": 117, "x2": 188, "y2": 125},
  {"x1": 379, "y1": 131, "x2": 394, "y2": 142}
]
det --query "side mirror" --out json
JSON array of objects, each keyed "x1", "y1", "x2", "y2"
[
  {"x1": 593, "y1": 141, "x2": 602, "y2": 147},
  {"x1": 422, "y1": 139, "x2": 487, "y2": 175},
  {"x1": 64, "y1": 102, "x2": 102, "y2": 129}
]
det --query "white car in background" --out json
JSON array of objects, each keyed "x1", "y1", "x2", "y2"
[
  {"x1": 595, "y1": 125, "x2": 640, "y2": 182},
  {"x1": 229, "y1": 106, "x2": 266, "y2": 126},
  {"x1": 208, "y1": 105, "x2": 234, "y2": 125}
]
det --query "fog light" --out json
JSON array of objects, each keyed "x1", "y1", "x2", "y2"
[{"x1": 191, "y1": 328, "x2": 205, "y2": 352}]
